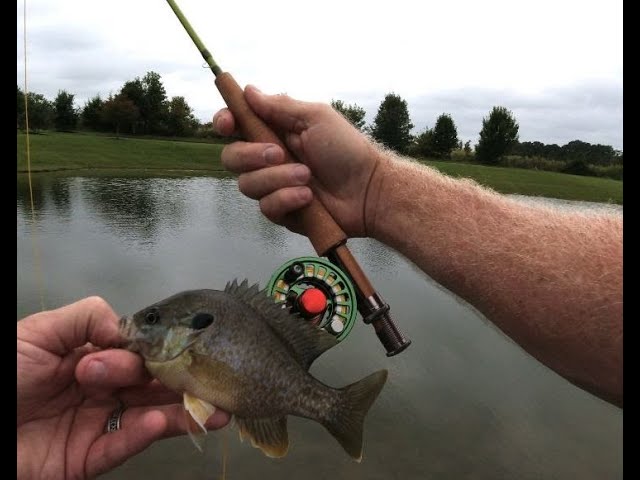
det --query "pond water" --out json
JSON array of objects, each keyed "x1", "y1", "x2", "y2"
[{"x1": 17, "y1": 174, "x2": 622, "y2": 479}]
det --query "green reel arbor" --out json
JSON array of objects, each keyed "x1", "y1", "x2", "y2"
[{"x1": 267, "y1": 257, "x2": 358, "y2": 342}]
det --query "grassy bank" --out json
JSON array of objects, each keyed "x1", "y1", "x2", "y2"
[
  {"x1": 17, "y1": 131, "x2": 224, "y2": 173},
  {"x1": 17, "y1": 131, "x2": 622, "y2": 205},
  {"x1": 420, "y1": 160, "x2": 622, "y2": 204}
]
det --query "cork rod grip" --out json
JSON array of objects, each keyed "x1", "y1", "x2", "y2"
[{"x1": 215, "y1": 72, "x2": 347, "y2": 255}]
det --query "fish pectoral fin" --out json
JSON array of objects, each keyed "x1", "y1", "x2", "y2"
[
  {"x1": 183, "y1": 392, "x2": 217, "y2": 451},
  {"x1": 184, "y1": 408, "x2": 206, "y2": 452},
  {"x1": 236, "y1": 416, "x2": 289, "y2": 458}
]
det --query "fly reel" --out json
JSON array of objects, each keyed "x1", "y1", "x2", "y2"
[{"x1": 267, "y1": 257, "x2": 358, "y2": 342}]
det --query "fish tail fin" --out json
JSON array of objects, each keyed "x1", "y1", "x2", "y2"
[{"x1": 324, "y1": 369, "x2": 388, "y2": 462}]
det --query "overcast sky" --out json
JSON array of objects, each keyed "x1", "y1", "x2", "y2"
[{"x1": 17, "y1": 0, "x2": 623, "y2": 150}]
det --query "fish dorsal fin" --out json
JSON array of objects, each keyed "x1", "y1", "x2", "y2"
[
  {"x1": 236, "y1": 416, "x2": 289, "y2": 458},
  {"x1": 224, "y1": 279, "x2": 338, "y2": 369}
]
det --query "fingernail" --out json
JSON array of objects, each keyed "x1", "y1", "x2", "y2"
[
  {"x1": 87, "y1": 360, "x2": 107, "y2": 381},
  {"x1": 263, "y1": 146, "x2": 280, "y2": 165},
  {"x1": 293, "y1": 164, "x2": 310, "y2": 182},
  {"x1": 247, "y1": 84, "x2": 263, "y2": 95}
]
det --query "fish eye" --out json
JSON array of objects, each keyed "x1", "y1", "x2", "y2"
[
  {"x1": 145, "y1": 308, "x2": 160, "y2": 325},
  {"x1": 191, "y1": 312, "x2": 214, "y2": 330}
]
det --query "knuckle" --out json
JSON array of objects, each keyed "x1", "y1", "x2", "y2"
[
  {"x1": 259, "y1": 197, "x2": 278, "y2": 221},
  {"x1": 237, "y1": 173, "x2": 262, "y2": 199},
  {"x1": 83, "y1": 296, "x2": 112, "y2": 316},
  {"x1": 237, "y1": 175, "x2": 251, "y2": 196}
]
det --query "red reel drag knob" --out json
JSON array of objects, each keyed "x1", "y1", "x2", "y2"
[{"x1": 297, "y1": 288, "x2": 327, "y2": 317}]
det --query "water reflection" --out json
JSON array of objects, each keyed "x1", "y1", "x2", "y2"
[
  {"x1": 17, "y1": 174, "x2": 622, "y2": 479},
  {"x1": 17, "y1": 174, "x2": 72, "y2": 219}
]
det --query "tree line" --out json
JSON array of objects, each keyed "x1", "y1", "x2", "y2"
[
  {"x1": 17, "y1": 75, "x2": 622, "y2": 176},
  {"x1": 331, "y1": 94, "x2": 622, "y2": 176},
  {"x1": 17, "y1": 71, "x2": 206, "y2": 138}
]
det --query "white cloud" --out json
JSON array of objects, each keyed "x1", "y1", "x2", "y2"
[{"x1": 17, "y1": 0, "x2": 623, "y2": 149}]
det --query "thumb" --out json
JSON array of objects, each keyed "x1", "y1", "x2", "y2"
[
  {"x1": 244, "y1": 85, "x2": 312, "y2": 134},
  {"x1": 18, "y1": 296, "x2": 122, "y2": 356}
]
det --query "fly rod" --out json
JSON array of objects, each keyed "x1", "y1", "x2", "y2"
[{"x1": 165, "y1": 0, "x2": 410, "y2": 356}]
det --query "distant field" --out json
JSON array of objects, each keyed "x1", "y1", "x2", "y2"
[{"x1": 17, "y1": 131, "x2": 622, "y2": 205}]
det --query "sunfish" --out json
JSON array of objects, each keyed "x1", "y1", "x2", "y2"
[{"x1": 119, "y1": 279, "x2": 388, "y2": 461}]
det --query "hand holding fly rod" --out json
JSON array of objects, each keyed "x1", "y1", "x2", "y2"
[{"x1": 165, "y1": 0, "x2": 410, "y2": 356}]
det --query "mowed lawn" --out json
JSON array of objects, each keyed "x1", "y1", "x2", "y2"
[
  {"x1": 17, "y1": 131, "x2": 622, "y2": 204},
  {"x1": 17, "y1": 131, "x2": 225, "y2": 173},
  {"x1": 423, "y1": 160, "x2": 622, "y2": 205}
]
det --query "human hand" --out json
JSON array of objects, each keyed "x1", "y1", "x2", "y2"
[
  {"x1": 214, "y1": 85, "x2": 386, "y2": 238},
  {"x1": 17, "y1": 297, "x2": 230, "y2": 479}
]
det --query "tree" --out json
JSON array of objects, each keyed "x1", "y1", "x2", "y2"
[
  {"x1": 560, "y1": 140, "x2": 617, "y2": 166},
  {"x1": 17, "y1": 86, "x2": 25, "y2": 128},
  {"x1": 463, "y1": 140, "x2": 472, "y2": 156},
  {"x1": 413, "y1": 127, "x2": 435, "y2": 157},
  {"x1": 120, "y1": 79, "x2": 145, "y2": 133},
  {"x1": 166, "y1": 96, "x2": 198, "y2": 136},
  {"x1": 101, "y1": 94, "x2": 140, "y2": 136},
  {"x1": 53, "y1": 90, "x2": 78, "y2": 131},
  {"x1": 330, "y1": 99, "x2": 366, "y2": 130},
  {"x1": 475, "y1": 106, "x2": 519, "y2": 165},
  {"x1": 26, "y1": 93, "x2": 54, "y2": 132},
  {"x1": 141, "y1": 71, "x2": 168, "y2": 134},
  {"x1": 81, "y1": 95, "x2": 105, "y2": 131},
  {"x1": 431, "y1": 113, "x2": 459, "y2": 158},
  {"x1": 370, "y1": 93, "x2": 414, "y2": 154}
]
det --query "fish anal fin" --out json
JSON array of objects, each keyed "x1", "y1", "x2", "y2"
[
  {"x1": 183, "y1": 392, "x2": 216, "y2": 451},
  {"x1": 236, "y1": 416, "x2": 289, "y2": 458}
]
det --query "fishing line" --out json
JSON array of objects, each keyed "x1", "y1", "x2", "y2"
[
  {"x1": 22, "y1": 0, "x2": 46, "y2": 312},
  {"x1": 220, "y1": 426, "x2": 228, "y2": 480}
]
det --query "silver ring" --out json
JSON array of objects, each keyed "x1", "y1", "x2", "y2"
[{"x1": 105, "y1": 401, "x2": 126, "y2": 433}]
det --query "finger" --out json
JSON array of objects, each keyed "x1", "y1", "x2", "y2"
[
  {"x1": 87, "y1": 405, "x2": 230, "y2": 477},
  {"x1": 18, "y1": 296, "x2": 122, "y2": 356},
  {"x1": 119, "y1": 380, "x2": 183, "y2": 407},
  {"x1": 259, "y1": 187, "x2": 313, "y2": 224},
  {"x1": 238, "y1": 164, "x2": 311, "y2": 200},
  {"x1": 245, "y1": 85, "x2": 312, "y2": 133},
  {"x1": 221, "y1": 142, "x2": 285, "y2": 173},
  {"x1": 150, "y1": 403, "x2": 231, "y2": 439},
  {"x1": 212, "y1": 108, "x2": 237, "y2": 136},
  {"x1": 76, "y1": 348, "x2": 151, "y2": 389},
  {"x1": 86, "y1": 410, "x2": 167, "y2": 477}
]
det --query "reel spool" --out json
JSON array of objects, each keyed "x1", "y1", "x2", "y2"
[{"x1": 267, "y1": 256, "x2": 358, "y2": 342}]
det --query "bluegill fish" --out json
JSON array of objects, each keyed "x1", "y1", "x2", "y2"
[{"x1": 119, "y1": 280, "x2": 388, "y2": 461}]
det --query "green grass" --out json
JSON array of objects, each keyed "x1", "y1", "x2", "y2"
[
  {"x1": 17, "y1": 131, "x2": 225, "y2": 173},
  {"x1": 421, "y1": 159, "x2": 622, "y2": 205},
  {"x1": 17, "y1": 131, "x2": 622, "y2": 205}
]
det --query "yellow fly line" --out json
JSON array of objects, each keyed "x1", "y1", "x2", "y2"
[{"x1": 22, "y1": 0, "x2": 46, "y2": 312}]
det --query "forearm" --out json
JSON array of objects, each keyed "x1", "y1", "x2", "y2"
[{"x1": 366, "y1": 153, "x2": 622, "y2": 407}]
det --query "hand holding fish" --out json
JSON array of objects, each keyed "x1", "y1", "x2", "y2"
[{"x1": 17, "y1": 296, "x2": 230, "y2": 479}]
